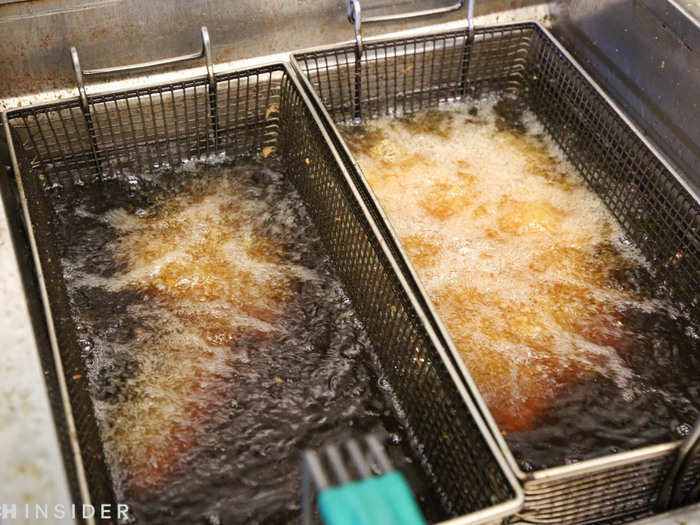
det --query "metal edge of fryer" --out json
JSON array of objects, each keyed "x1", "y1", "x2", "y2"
[
  {"x1": 1, "y1": 111, "x2": 96, "y2": 525},
  {"x1": 287, "y1": 18, "x2": 699, "y2": 488},
  {"x1": 1, "y1": 57, "x2": 525, "y2": 525}
]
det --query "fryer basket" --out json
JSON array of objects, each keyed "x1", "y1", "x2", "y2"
[
  {"x1": 2, "y1": 59, "x2": 522, "y2": 523},
  {"x1": 291, "y1": 21, "x2": 700, "y2": 524}
]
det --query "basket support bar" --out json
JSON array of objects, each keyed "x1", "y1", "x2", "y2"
[
  {"x1": 345, "y1": 0, "x2": 474, "y2": 120},
  {"x1": 347, "y1": 0, "x2": 475, "y2": 57},
  {"x1": 69, "y1": 26, "x2": 219, "y2": 167}
]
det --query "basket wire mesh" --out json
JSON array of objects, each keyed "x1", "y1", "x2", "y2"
[
  {"x1": 3, "y1": 62, "x2": 522, "y2": 523},
  {"x1": 291, "y1": 21, "x2": 700, "y2": 524}
]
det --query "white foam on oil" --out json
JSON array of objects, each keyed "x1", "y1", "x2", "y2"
[
  {"x1": 341, "y1": 96, "x2": 667, "y2": 432},
  {"x1": 67, "y1": 167, "x2": 323, "y2": 495}
]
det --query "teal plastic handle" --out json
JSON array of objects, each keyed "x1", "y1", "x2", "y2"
[{"x1": 317, "y1": 471, "x2": 427, "y2": 525}]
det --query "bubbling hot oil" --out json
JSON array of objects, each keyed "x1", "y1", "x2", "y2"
[
  {"x1": 55, "y1": 163, "x2": 444, "y2": 523},
  {"x1": 340, "y1": 97, "x2": 699, "y2": 466},
  {"x1": 61, "y1": 171, "x2": 310, "y2": 494},
  {"x1": 84, "y1": 179, "x2": 305, "y2": 493}
]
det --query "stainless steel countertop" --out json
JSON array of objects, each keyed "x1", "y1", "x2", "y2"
[{"x1": 631, "y1": 503, "x2": 700, "y2": 524}]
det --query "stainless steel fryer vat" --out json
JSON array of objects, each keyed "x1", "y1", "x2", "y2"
[
  {"x1": 290, "y1": 8, "x2": 700, "y2": 524},
  {"x1": 1, "y1": 27, "x2": 523, "y2": 525}
]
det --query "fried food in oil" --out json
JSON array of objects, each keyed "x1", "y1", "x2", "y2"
[
  {"x1": 105, "y1": 182, "x2": 295, "y2": 491},
  {"x1": 341, "y1": 101, "x2": 634, "y2": 432}
]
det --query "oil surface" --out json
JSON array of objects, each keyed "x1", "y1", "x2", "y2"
[
  {"x1": 51, "y1": 160, "x2": 444, "y2": 523},
  {"x1": 340, "y1": 96, "x2": 699, "y2": 469}
]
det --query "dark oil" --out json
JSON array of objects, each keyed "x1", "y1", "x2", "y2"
[{"x1": 49, "y1": 160, "x2": 447, "y2": 524}]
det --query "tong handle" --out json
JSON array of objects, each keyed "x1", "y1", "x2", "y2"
[
  {"x1": 301, "y1": 435, "x2": 426, "y2": 525},
  {"x1": 71, "y1": 26, "x2": 215, "y2": 111},
  {"x1": 347, "y1": 0, "x2": 475, "y2": 56}
]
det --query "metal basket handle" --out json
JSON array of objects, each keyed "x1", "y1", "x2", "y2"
[
  {"x1": 69, "y1": 26, "x2": 218, "y2": 174},
  {"x1": 70, "y1": 26, "x2": 215, "y2": 113},
  {"x1": 347, "y1": 0, "x2": 474, "y2": 56}
]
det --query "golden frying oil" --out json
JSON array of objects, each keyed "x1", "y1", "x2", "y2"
[
  {"x1": 341, "y1": 97, "x2": 658, "y2": 433},
  {"x1": 72, "y1": 173, "x2": 312, "y2": 492}
]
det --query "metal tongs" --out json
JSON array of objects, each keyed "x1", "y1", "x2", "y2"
[{"x1": 301, "y1": 434, "x2": 426, "y2": 525}]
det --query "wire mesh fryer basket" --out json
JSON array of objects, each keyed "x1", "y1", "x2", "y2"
[
  {"x1": 2, "y1": 52, "x2": 522, "y2": 524},
  {"x1": 291, "y1": 20, "x2": 700, "y2": 525}
]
